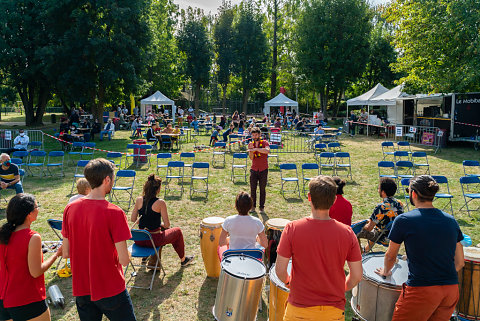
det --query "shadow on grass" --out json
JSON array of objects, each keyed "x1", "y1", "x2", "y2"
[
  {"x1": 284, "y1": 197, "x2": 303, "y2": 203},
  {"x1": 190, "y1": 196, "x2": 208, "y2": 203},
  {"x1": 164, "y1": 195, "x2": 183, "y2": 201},
  {"x1": 233, "y1": 181, "x2": 248, "y2": 186},
  {"x1": 196, "y1": 277, "x2": 218, "y2": 320},
  {"x1": 457, "y1": 219, "x2": 475, "y2": 227}
]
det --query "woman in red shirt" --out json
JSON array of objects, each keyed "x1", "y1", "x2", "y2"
[
  {"x1": 0, "y1": 194, "x2": 62, "y2": 321},
  {"x1": 329, "y1": 176, "x2": 353, "y2": 226}
]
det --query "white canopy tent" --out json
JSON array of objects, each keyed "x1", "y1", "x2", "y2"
[
  {"x1": 370, "y1": 85, "x2": 408, "y2": 124},
  {"x1": 140, "y1": 91, "x2": 176, "y2": 123},
  {"x1": 346, "y1": 83, "x2": 389, "y2": 107},
  {"x1": 263, "y1": 93, "x2": 299, "y2": 116}
]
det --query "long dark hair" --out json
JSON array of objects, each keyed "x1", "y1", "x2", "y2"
[
  {"x1": 0, "y1": 193, "x2": 35, "y2": 245},
  {"x1": 143, "y1": 174, "x2": 162, "y2": 206}
]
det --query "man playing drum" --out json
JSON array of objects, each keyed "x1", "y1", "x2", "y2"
[
  {"x1": 376, "y1": 175, "x2": 465, "y2": 321},
  {"x1": 276, "y1": 175, "x2": 363, "y2": 320}
]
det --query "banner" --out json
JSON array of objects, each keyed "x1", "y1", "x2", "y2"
[
  {"x1": 422, "y1": 132, "x2": 435, "y2": 145},
  {"x1": 395, "y1": 126, "x2": 403, "y2": 137}
]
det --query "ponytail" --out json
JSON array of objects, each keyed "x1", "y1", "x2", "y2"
[
  {"x1": 0, "y1": 222, "x2": 17, "y2": 245},
  {"x1": 0, "y1": 193, "x2": 36, "y2": 245}
]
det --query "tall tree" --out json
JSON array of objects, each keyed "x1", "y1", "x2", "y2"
[
  {"x1": 296, "y1": 0, "x2": 371, "y2": 114},
  {"x1": 177, "y1": 9, "x2": 213, "y2": 115},
  {"x1": 0, "y1": 0, "x2": 53, "y2": 126},
  {"x1": 214, "y1": 1, "x2": 235, "y2": 115},
  {"x1": 386, "y1": 0, "x2": 480, "y2": 93},
  {"x1": 232, "y1": 2, "x2": 269, "y2": 114}
]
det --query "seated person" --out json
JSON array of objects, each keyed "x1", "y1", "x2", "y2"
[
  {"x1": 68, "y1": 178, "x2": 91, "y2": 204},
  {"x1": 9, "y1": 129, "x2": 29, "y2": 154},
  {"x1": 119, "y1": 113, "x2": 130, "y2": 129},
  {"x1": 146, "y1": 122, "x2": 159, "y2": 148},
  {"x1": 191, "y1": 117, "x2": 199, "y2": 134},
  {"x1": 130, "y1": 174, "x2": 194, "y2": 267},
  {"x1": 329, "y1": 176, "x2": 352, "y2": 226},
  {"x1": 274, "y1": 117, "x2": 282, "y2": 128},
  {"x1": 0, "y1": 153, "x2": 23, "y2": 194},
  {"x1": 99, "y1": 119, "x2": 115, "y2": 141},
  {"x1": 217, "y1": 192, "x2": 268, "y2": 259},
  {"x1": 162, "y1": 123, "x2": 174, "y2": 134},
  {"x1": 219, "y1": 115, "x2": 226, "y2": 129},
  {"x1": 356, "y1": 177, "x2": 404, "y2": 252},
  {"x1": 171, "y1": 125, "x2": 180, "y2": 143},
  {"x1": 314, "y1": 125, "x2": 324, "y2": 135},
  {"x1": 222, "y1": 123, "x2": 235, "y2": 142},
  {"x1": 90, "y1": 119, "x2": 101, "y2": 140},
  {"x1": 210, "y1": 127, "x2": 220, "y2": 146}
]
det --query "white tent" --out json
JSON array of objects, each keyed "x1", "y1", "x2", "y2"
[
  {"x1": 346, "y1": 83, "x2": 389, "y2": 106},
  {"x1": 140, "y1": 91, "x2": 176, "y2": 123},
  {"x1": 369, "y1": 85, "x2": 407, "y2": 106},
  {"x1": 263, "y1": 93, "x2": 299, "y2": 116}
]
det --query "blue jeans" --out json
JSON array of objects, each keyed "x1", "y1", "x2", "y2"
[
  {"x1": 76, "y1": 289, "x2": 136, "y2": 321},
  {"x1": 6, "y1": 182, "x2": 23, "y2": 194},
  {"x1": 100, "y1": 130, "x2": 112, "y2": 141}
]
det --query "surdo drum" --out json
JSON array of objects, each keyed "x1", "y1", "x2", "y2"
[
  {"x1": 457, "y1": 247, "x2": 480, "y2": 320},
  {"x1": 265, "y1": 218, "x2": 290, "y2": 268},
  {"x1": 200, "y1": 216, "x2": 224, "y2": 278},
  {"x1": 269, "y1": 260, "x2": 292, "y2": 321}
]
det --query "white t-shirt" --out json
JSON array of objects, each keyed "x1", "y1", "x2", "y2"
[
  {"x1": 222, "y1": 215, "x2": 265, "y2": 249},
  {"x1": 68, "y1": 194, "x2": 86, "y2": 204}
]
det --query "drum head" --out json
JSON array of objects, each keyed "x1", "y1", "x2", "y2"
[
  {"x1": 266, "y1": 218, "x2": 290, "y2": 230},
  {"x1": 463, "y1": 247, "x2": 480, "y2": 263},
  {"x1": 202, "y1": 216, "x2": 225, "y2": 227},
  {"x1": 269, "y1": 261, "x2": 292, "y2": 292},
  {"x1": 362, "y1": 253, "x2": 408, "y2": 287},
  {"x1": 221, "y1": 255, "x2": 266, "y2": 280}
]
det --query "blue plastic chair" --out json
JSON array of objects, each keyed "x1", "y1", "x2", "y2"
[
  {"x1": 80, "y1": 142, "x2": 96, "y2": 160},
  {"x1": 107, "y1": 152, "x2": 123, "y2": 169},
  {"x1": 70, "y1": 160, "x2": 90, "y2": 194},
  {"x1": 381, "y1": 142, "x2": 395, "y2": 160},
  {"x1": 126, "y1": 229, "x2": 165, "y2": 290},
  {"x1": 395, "y1": 160, "x2": 414, "y2": 179},
  {"x1": 314, "y1": 143, "x2": 327, "y2": 162},
  {"x1": 412, "y1": 152, "x2": 430, "y2": 175},
  {"x1": 431, "y1": 175, "x2": 454, "y2": 215},
  {"x1": 47, "y1": 219, "x2": 64, "y2": 268},
  {"x1": 11, "y1": 151, "x2": 29, "y2": 167},
  {"x1": 393, "y1": 150, "x2": 410, "y2": 162},
  {"x1": 10, "y1": 158, "x2": 24, "y2": 169},
  {"x1": 301, "y1": 163, "x2": 319, "y2": 195},
  {"x1": 335, "y1": 152, "x2": 352, "y2": 179},
  {"x1": 459, "y1": 176, "x2": 480, "y2": 216},
  {"x1": 327, "y1": 142, "x2": 341, "y2": 153},
  {"x1": 28, "y1": 141, "x2": 43, "y2": 150},
  {"x1": 400, "y1": 178, "x2": 411, "y2": 211},
  {"x1": 212, "y1": 142, "x2": 227, "y2": 168},
  {"x1": 180, "y1": 152, "x2": 195, "y2": 177},
  {"x1": 463, "y1": 160, "x2": 480, "y2": 178},
  {"x1": 378, "y1": 161, "x2": 397, "y2": 180},
  {"x1": 26, "y1": 150, "x2": 46, "y2": 176},
  {"x1": 231, "y1": 153, "x2": 248, "y2": 183},
  {"x1": 110, "y1": 170, "x2": 136, "y2": 211},
  {"x1": 125, "y1": 144, "x2": 140, "y2": 167},
  {"x1": 68, "y1": 142, "x2": 85, "y2": 164},
  {"x1": 397, "y1": 141, "x2": 412, "y2": 153},
  {"x1": 268, "y1": 144, "x2": 280, "y2": 167},
  {"x1": 165, "y1": 161, "x2": 184, "y2": 197},
  {"x1": 46, "y1": 151, "x2": 65, "y2": 177},
  {"x1": 138, "y1": 145, "x2": 153, "y2": 169},
  {"x1": 319, "y1": 152, "x2": 335, "y2": 175},
  {"x1": 190, "y1": 162, "x2": 210, "y2": 199},
  {"x1": 156, "y1": 153, "x2": 172, "y2": 176},
  {"x1": 279, "y1": 163, "x2": 300, "y2": 198}
]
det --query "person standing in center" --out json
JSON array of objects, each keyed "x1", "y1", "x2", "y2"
[
  {"x1": 247, "y1": 127, "x2": 270, "y2": 214},
  {"x1": 62, "y1": 158, "x2": 136, "y2": 321}
]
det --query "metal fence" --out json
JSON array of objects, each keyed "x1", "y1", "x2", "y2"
[
  {"x1": 0, "y1": 129, "x2": 44, "y2": 150},
  {"x1": 384, "y1": 125, "x2": 443, "y2": 153}
]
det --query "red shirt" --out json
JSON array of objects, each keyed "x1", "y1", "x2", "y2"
[
  {"x1": 277, "y1": 217, "x2": 362, "y2": 310},
  {"x1": 329, "y1": 195, "x2": 353, "y2": 226},
  {"x1": 0, "y1": 229, "x2": 46, "y2": 308},
  {"x1": 251, "y1": 139, "x2": 269, "y2": 172},
  {"x1": 62, "y1": 198, "x2": 132, "y2": 301}
]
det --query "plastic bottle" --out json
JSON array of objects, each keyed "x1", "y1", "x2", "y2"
[{"x1": 48, "y1": 285, "x2": 65, "y2": 309}]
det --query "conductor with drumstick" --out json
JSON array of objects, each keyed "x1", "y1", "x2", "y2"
[
  {"x1": 247, "y1": 127, "x2": 270, "y2": 214},
  {"x1": 376, "y1": 175, "x2": 465, "y2": 321}
]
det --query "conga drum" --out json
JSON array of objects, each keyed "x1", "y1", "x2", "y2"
[
  {"x1": 351, "y1": 252, "x2": 408, "y2": 321},
  {"x1": 269, "y1": 260, "x2": 292, "y2": 321},
  {"x1": 457, "y1": 247, "x2": 480, "y2": 320},
  {"x1": 200, "y1": 216, "x2": 224, "y2": 278},
  {"x1": 265, "y1": 218, "x2": 291, "y2": 268},
  {"x1": 213, "y1": 255, "x2": 266, "y2": 321}
]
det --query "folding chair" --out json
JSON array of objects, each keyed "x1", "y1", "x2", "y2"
[
  {"x1": 70, "y1": 160, "x2": 90, "y2": 194},
  {"x1": 190, "y1": 162, "x2": 209, "y2": 199},
  {"x1": 319, "y1": 152, "x2": 335, "y2": 175},
  {"x1": 125, "y1": 229, "x2": 165, "y2": 290},
  {"x1": 180, "y1": 152, "x2": 195, "y2": 178},
  {"x1": 11, "y1": 150, "x2": 29, "y2": 167},
  {"x1": 160, "y1": 135, "x2": 172, "y2": 150},
  {"x1": 395, "y1": 160, "x2": 414, "y2": 180},
  {"x1": 28, "y1": 141, "x2": 43, "y2": 150},
  {"x1": 19, "y1": 169, "x2": 25, "y2": 184},
  {"x1": 156, "y1": 153, "x2": 172, "y2": 176},
  {"x1": 459, "y1": 176, "x2": 480, "y2": 216},
  {"x1": 46, "y1": 219, "x2": 64, "y2": 268},
  {"x1": 26, "y1": 150, "x2": 46, "y2": 176},
  {"x1": 397, "y1": 141, "x2": 412, "y2": 154},
  {"x1": 138, "y1": 145, "x2": 153, "y2": 169},
  {"x1": 400, "y1": 178, "x2": 411, "y2": 211},
  {"x1": 322, "y1": 134, "x2": 335, "y2": 143},
  {"x1": 268, "y1": 144, "x2": 280, "y2": 167},
  {"x1": 10, "y1": 157, "x2": 25, "y2": 169},
  {"x1": 80, "y1": 142, "x2": 96, "y2": 160},
  {"x1": 393, "y1": 151, "x2": 410, "y2": 162},
  {"x1": 335, "y1": 152, "x2": 352, "y2": 180},
  {"x1": 231, "y1": 153, "x2": 248, "y2": 183},
  {"x1": 46, "y1": 151, "x2": 65, "y2": 177},
  {"x1": 431, "y1": 175, "x2": 454, "y2": 215},
  {"x1": 327, "y1": 142, "x2": 341, "y2": 153},
  {"x1": 412, "y1": 152, "x2": 430, "y2": 175},
  {"x1": 381, "y1": 142, "x2": 396, "y2": 160},
  {"x1": 314, "y1": 143, "x2": 327, "y2": 162},
  {"x1": 68, "y1": 142, "x2": 85, "y2": 164},
  {"x1": 212, "y1": 142, "x2": 227, "y2": 168},
  {"x1": 378, "y1": 161, "x2": 397, "y2": 180},
  {"x1": 301, "y1": 163, "x2": 319, "y2": 195},
  {"x1": 164, "y1": 161, "x2": 184, "y2": 197},
  {"x1": 279, "y1": 163, "x2": 300, "y2": 198},
  {"x1": 110, "y1": 170, "x2": 136, "y2": 211},
  {"x1": 125, "y1": 144, "x2": 140, "y2": 167},
  {"x1": 107, "y1": 152, "x2": 123, "y2": 169},
  {"x1": 463, "y1": 160, "x2": 480, "y2": 178}
]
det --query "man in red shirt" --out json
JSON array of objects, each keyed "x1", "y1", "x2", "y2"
[
  {"x1": 247, "y1": 127, "x2": 270, "y2": 214},
  {"x1": 276, "y1": 175, "x2": 363, "y2": 320},
  {"x1": 62, "y1": 158, "x2": 135, "y2": 321}
]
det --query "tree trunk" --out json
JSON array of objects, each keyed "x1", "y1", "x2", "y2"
[
  {"x1": 194, "y1": 84, "x2": 201, "y2": 116},
  {"x1": 222, "y1": 84, "x2": 227, "y2": 115},
  {"x1": 270, "y1": 0, "x2": 278, "y2": 98},
  {"x1": 17, "y1": 82, "x2": 36, "y2": 126},
  {"x1": 319, "y1": 85, "x2": 329, "y2": 116},
  {"x1": 97, "y1": 81, "x2": 106, "y2": 125},
  {"x1": 242, "y1": 87, "x2": 249, "y2": 114}
]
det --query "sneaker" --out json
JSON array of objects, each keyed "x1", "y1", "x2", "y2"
[{"x1": 181, "y1": 255, "x2": 195, "y2": 267}]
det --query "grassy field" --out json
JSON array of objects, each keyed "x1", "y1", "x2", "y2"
[
  {"x1": 0, "y1": 112, "x2": 63, "y2": 125},
  {"x1": 0, "y1": 127, "x2": 479, "y2": 321}
]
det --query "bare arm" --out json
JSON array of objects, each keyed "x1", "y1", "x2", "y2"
[
  {"x1": 219, "y1": 229, "x2": 229, "y2": 247},
  {"x1": 345, "y1": 260, "x2": 363, "y2": 291},
  {"x1": 62, "y1": 238, "x2": 70, "y2": 258},
  {"x1": 256, "y1": 146, "x2": 270, "y2": 154},
  {"x1": 28, "y1": 234, "x2": 62, "y2": 278},
  {"x1": 130, "y1": 197, "x2": 143, "y2": 223},
  {"x1": 363, "y1": 219, "x2": 376, "y2": 232},
  {"x1": 454, "y1": 242, "x2": 465, "y2": 272},
  {"x1": 257, "y1": 231, "x2": 268, "y2": 249},
  {"x1": 154, "y1": 199, "x2": 170, "y2": 229},
  {"x1": 275, "y1": 255, "x2": 290, "y2": 285},
  {"x1": 115, "y1": 241, "x2": 130, "y2": 267},
  {"x1": 375, "y1": 241, "x2": 401, "y2": 277}
]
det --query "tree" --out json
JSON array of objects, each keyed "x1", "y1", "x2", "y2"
[
  {"x1": 214, "y1": 1, "x2": 235, "y2": 115},
  {"x1": 0, "y1": 0, "x2": 54, "y2": 126},
  {"x1": 232, "y1": 2, "x2": 269, "y2": 114},
  {"x1": 296, "y1": 0, "x2": 371, "y2": 115},
  {"x1": 177, "y1": 9, "x2": 213, "y2": 116},
  {"x1": 386, "y1": 0, "x2": 480, "y2": 93}
]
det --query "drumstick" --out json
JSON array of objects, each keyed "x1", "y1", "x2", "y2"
[{"x1": 130, "y1": 215, "x2": 141, "y2": 230}]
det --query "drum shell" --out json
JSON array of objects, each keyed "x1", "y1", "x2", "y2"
[
  {"x1": 457, "y1": 259, "x2": 480, "y2": 319},
  {"x1": 265, "y1": 219, "x2": 289, "y2": 269},
  {"x1": 213, "y1": 260, "x2": 265, "y2": 321},
  {"x1": 200, "y1": 218, "x2": 224, "y2": 278},
  {"x1": 269, "y1": 262, "x2": 290, "y2": 321}
]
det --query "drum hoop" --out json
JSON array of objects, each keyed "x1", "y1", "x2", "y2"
[
  {"x1": 200, "y1": 223, "x2": 222, "y2": 229},
  {"x1": 221, "y1": 255, "x2": 266, "y2": 280},
  {"x1": 350, "y1": 297, "x2": 368, "y2": 321},
  {"x1": 362, "y1": 274, "x2": 404, "y2": 289}
]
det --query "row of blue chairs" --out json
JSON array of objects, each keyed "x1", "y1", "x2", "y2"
[
  {"x1": 11, "y1": 150, "x2": 65, "y2": 177},
  {"x1": 381, "y1": 141, "x2": 413, "y2": 159}
]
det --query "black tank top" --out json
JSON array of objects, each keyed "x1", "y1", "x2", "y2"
[{"x1": 138, "y1": 197, "x2": 162, "y2": 230}]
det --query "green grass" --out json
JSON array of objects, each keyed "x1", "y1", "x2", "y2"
[
  {"x1": 0, "y1": 112, "x2": 63, "y2": 127},
  {"x1": 1, "y1": 129, "x2": 479, "y2": 321}
]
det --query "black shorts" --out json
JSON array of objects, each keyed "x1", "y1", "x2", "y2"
[{"x1": 0, "y1": 299, "x2": 48, "y2": 321}]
